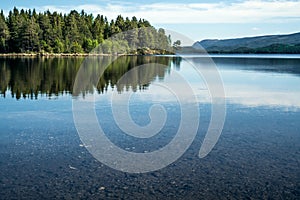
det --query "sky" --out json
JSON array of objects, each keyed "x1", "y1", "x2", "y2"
[{"x1": 1, "y1": 0, "x2": 300, "y2": 42}]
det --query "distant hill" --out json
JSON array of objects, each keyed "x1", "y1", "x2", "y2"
[{"x1": 193, "y1": 32, "x2": 300, "y2": 54}]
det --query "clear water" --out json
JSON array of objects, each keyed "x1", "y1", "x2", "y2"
[{"x1": 0, "y1": 56, "x2": 299, "y2": 199}]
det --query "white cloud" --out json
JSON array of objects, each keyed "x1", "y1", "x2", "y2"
[{"x1": 24, "y1": 0, "x2": 300, "y2": 24}]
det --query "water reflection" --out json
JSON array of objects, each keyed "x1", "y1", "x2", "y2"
[
  {"x1": 1, "y1": 56, "x2": 300, "y2": 110},
  {"x1": 209, "y1": 57, "x2": 300, "y2": 76},
  {"x1": 208, "y1": 57, "x2": 300, "y2": 109},
  {"x1": 0, "y1": 56, "x2": 182, "y2": 99}
]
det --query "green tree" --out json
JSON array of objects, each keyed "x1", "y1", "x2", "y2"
[
  {"x1": 173, "y1": 40, "x2": 181, "y2": 48},
  {"x1": 19, "y1": 17, "x2": 40, "y2": 52},
  {"x1": 51, "y1": 12, "x2": 64, "y2": 44},
  {"x1": 64, "y1": 11, "x2": 81, "y2": 52},
  {"x1": 70, "y1": 41, "x2": 84, "y2": 53},
  {"x1": 138, "y1": 27, "x2": 149, "y2": 48},
  {"x1": 53, "y1": 39, "x2": 64, "y2": 53},
  {"x1": 157, "y1": 28, "x2": 169, "y2": 50},
  {"x1": 92, "y1": 15, "x2": 104, "y2": 43},
  {"x1": 79, "y1": 10, "x2": 92, "y2": 41},
  {"x1": 115, "y1": 15, "x2": 125, "y2": 31},
  {"x1": 102, "y1": 40, "x2": 112, "y2": 54},
  {"x1": 0, "y1": 10, "x2": 10, "y2": 52},
  {"x1": 2, "y1": 8, "x2": 172, "y2": 54},
  {"x1": 83, "y1": 38, "x2": 98, "y2": 52},
  {"x1": 7, "y1": 7, "x2": 22, "y2": 52}
]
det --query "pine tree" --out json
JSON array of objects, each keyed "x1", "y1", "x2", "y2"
[
  {"x1": 92, "y1": 14, "x2": 104, "y2": 43},
  {"x1": 19, "y1": 17, "x2": 40, "y2": 52},
  {"x1": 7, "y1": 7, "x2": 21, "y2": 52},
  {"x1": 0, "y1": 10, "x2": 10, "y2": 52},
  {"x1": 38, "y1": 12, "x2": 53, "y2": 52},
  {"x1": 64, "y1": 11, "x2": 81, "y2": 52}
]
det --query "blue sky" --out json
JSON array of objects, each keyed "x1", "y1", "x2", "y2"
[{"x1": 1, "y1": 0, "x2": 300, "y2": 42}]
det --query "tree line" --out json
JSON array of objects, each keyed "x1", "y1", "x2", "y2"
[{"x1": 0, "y1": 8, "x2": 172, "y2": 53}]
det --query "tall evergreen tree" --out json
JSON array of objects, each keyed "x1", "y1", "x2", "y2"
[
  {"x1": 19, "y1": 17, "x2": 40, "y2": 52},
  {"x1": 64, "y1": 11, "x2": 81, "y2": 52},
  {"x1": 92, "y1": 14, "x2": 105, "y2": 43},
  {"x1": 7, "y1": 7, "x2": 22, "y2": 52},
  {"x1": 0, "y1": 10, "x2": 10, "y2": 52},
  {"x1": 38, "y1": 12, "x2": 53, "y2": 52}
]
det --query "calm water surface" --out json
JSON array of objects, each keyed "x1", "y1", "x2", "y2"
[{"x1": 0, "y1": 55, "x2": 299, "y2": 199}]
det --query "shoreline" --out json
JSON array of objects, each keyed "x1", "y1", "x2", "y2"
[
  {"x1": 0, "y1": 53, "x2": 128, "y2": 57},
  {"x1": 2, "y1": 52, "x2": 299, "y2": 58},
  {"x1": 0, "y1": 49, "x2": 175, "y2": 57}
]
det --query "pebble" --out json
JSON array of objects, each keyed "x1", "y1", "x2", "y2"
[
  {"x1": 99, "y1": 186, "x2": 105, "y2": 191},
  {"x1": 69, "y1": 165, "x2": 77, "y2": 170}
]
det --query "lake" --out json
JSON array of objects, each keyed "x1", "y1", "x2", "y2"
[{"x1": 0, "y1": 55, "x2": 299, "y2": 199}]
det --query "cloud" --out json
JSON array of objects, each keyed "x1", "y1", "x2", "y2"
[{"x1": 20, "y1": 0, "x2": 299, "y2": 24}]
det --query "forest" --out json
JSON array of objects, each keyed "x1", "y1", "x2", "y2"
[{"x1": 0, "y1": 8, "x2": 171, "y2": 54}]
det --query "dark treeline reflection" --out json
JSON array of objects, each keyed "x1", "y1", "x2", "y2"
[
  {"x1": 208, "y1": 57, "x2": 300, "y2": 75},
  {"x1": 0, "y1": 56, "x2": 182, "y2": 100}
]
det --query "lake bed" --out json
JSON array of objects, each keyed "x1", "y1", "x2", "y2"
[{"x1": 0, "y1": 55, "x2": 299, "y2": 199}]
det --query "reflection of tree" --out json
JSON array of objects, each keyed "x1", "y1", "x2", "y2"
[
  {"x1": 2, "y1": 57, "x2": 83, "y2": 99},
  {"x1": 0, "y1": 60, "x2": 10, "y2": 98},
  {"x1": 172, "y1": 57, "x2": 182, "y2": 70},
  {"x1": 99, "y1": 56, "x2": 172, "y2": 93},
  {"x1": 0, "y1": 56, "x2": 180, "y2": 100}
]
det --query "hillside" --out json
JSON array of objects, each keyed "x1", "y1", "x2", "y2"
[{"x1": 194, "y1": 32, "x2": 300, "y2": 54}]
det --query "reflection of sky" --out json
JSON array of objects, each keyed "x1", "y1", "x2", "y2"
[
  {"x1": 94, "y1": 58, "x2": 300, "y2": 111},
  {"x1": 220, "y1": 69, "x2": 300, "y2": 109},
  {"x1": 2, "y1": 57, "x2": 300, "y2": 111}
]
